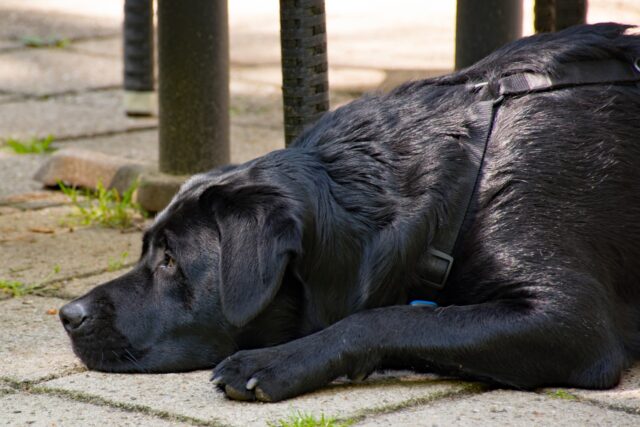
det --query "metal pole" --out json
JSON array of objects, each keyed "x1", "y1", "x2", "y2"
[
  {"x1": 535, "y1": 0, "x2": 587, "y2": 33},
  {"x1": 280, "y1": 0, "x2": 330, "y2": 146},
  {"x1": 123, "y1": 0, "x2": 155, "y2": 116},
  {"x1": 534, "y1": 0, "x2": 556, "y2": 33},
  {"x1": 555, "y1": 0, "x2": 587, "y2": 31},
  {"x1": 455, "y1": 0, "x2": 523, "y2": 70},
  {"x1": 157, "y1": 0, "x2": 230, "y2": 175}
]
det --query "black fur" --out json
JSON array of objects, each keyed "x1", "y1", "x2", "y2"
[{"x1": 60, "y1": 24, "x2": 640, "y2": 401}]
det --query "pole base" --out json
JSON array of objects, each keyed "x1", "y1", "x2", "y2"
[
  {"x1": 136, "y1": 169, "x2": 189, "y2": 213},
  {"x1": 124, "y1": 90, "x2": 157, "y2": 117}
]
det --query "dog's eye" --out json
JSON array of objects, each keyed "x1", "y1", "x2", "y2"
[{"x1": 160, "y1": 252, "x2": 176, "y2": 270}]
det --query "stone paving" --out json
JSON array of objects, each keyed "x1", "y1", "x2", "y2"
[{"x1": 1, "y1": 1, "x2": 640, "y2": 426}]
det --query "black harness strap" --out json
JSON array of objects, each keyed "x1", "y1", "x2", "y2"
[
  {"x1": 421, "y1": 99, "x2": 498, "y2": 289},
  {"x1": 499, "y1": 58, "x2": 640, "y2": 96},
  {"x1": 422, "y1": 57, "x2": 640, "y2": 290}
]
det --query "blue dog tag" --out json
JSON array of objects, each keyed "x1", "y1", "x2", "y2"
[{"x1": 409, "y1": 300, "x2": 438, "y2": 307}]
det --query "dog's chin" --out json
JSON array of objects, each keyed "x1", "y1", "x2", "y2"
[
  {"x1": 73, "y1": 344, "x2": 221, "y2": 374},
  {"x1": 71, "y1": 344, "x2": 152, "y2": 373}
]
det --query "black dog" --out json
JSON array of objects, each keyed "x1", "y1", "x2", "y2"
[{"x1": 60, "y1": 23, "x2": 640, "y2": 402}]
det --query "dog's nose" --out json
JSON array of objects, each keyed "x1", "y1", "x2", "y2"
[{"x1": 59, "y1": 300, "x2": 89, "y2": 332}]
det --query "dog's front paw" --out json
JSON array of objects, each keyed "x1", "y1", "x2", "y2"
[{"x1": 211, "y1": 343, "x2": 340, "y2": 402}]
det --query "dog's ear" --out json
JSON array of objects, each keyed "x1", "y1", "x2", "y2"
[{"x1": 203, "y1": 185, "x2": 302, "y2": 327}]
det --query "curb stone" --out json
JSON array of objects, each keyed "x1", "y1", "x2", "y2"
[{"x1": 34, "y1": 147, "x2": 146, "y2": 192}]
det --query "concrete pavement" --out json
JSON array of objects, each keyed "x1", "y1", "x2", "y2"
[{"x1": 2, "y1": 1, "x2": 640, "y2": 425}]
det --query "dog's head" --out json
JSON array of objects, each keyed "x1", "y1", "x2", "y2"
[{"x1": 59, "y1": 159, "x2": 305, "y2": 372}]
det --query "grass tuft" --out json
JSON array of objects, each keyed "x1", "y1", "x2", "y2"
[
  {"x1": 0, "y1": 265, "x2": 60, "y2": 298},
  {"x1": 547, "y1": 389, "x2": 578, "y2": 400},
  {"x1": 21, "y1": 35, "x2": 70, "y2": 48},
  {"x1": 59, "y1": 180, "x2": 147, "y2": 230},
  {"x1": 268, "y1": 412, "x2": 353, "y2": 427},
  {"x1": 107, "y1": 251, "x2": 130, "y2": 272},
  {"x1": 4, "y1": 135, "x2": 55, "y2": 154}
]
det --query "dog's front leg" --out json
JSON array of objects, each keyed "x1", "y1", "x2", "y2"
[{"x1": 212, "y1": 301, "x2": 625, "y2": 402}]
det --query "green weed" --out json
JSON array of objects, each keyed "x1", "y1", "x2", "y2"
[
  {"x1": 4, "y1": 135, "x2": 55, "y2": 154},
  {"x1": 21, "y1": 35, "x2": 70, "y2": 48},
  {"x1": 547, "y1": 389, "x2": 577, "y2": 400},
  {"x1": 59, "y1": 180, "x2": 146, "y2": 230},
  {"x1": 0, "y1": 265, "x2": 60, "y2": 298},
  {"x1": 107, "y1": 251, "x2": 130, "y2": 272},
  {"x1": 268, "y1": 412, "x2": 352, "y2": 427}
]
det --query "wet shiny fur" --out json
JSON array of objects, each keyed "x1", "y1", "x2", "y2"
[{"x1": 61, "y1": 24, "x2": 640, "y2": 401}]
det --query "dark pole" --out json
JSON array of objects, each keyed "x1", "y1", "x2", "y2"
[
  {"x1": 157, "y1": 0, "x2": 230, "y2": 175},
  {"x1": 280, "y1": 0, "x2": 330, "y2": 146},
  {"x1": 123, "y1": 0, "x2": 155, "y2": 116},
  {"x1": 555, "y1": 0, "x2": 587, "y2": 31},
  {"x1": 535, "y1": 0, "x2": 587, "y2": 33},
  {"x1": 455, "y1": 0, "x2": 523, "y2": 70}
]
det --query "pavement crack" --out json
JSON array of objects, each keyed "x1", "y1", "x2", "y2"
[
  {"x1": 25, "y1": 385, "x2": 230, "y2": 427},
  {"x1": 29, "y1": 366, "x2": 88, "y2": 385},
  {"x1": 339, "y1": 382, "x2": 488, "y2": 425},
  {"x1": 0, "y1": 33, "x2": 120, "y2": 55},
  {"x1": 578, "y1": 398, "x2": 640, "y2": 416},
  {"x1": 51, "y1": 126, "x2": 158, "y2": 143},
  {"x1": 36, "y1": 262, "x2": 137, "y2": 299},
  {"x1": 539, "y1": 390, "x2": 640, "y2": 417}
]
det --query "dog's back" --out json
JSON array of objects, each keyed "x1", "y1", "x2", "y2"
[
  {"x1": 295, "y1": 22, "x2": 640, "y2": 362},
  {"x1": 458, "y1": 24, "x2": 640, "y2": 349}
]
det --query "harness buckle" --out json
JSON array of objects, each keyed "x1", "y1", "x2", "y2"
[{"x1": 423, "y1": 248, "x2": 454, "y2": 290}]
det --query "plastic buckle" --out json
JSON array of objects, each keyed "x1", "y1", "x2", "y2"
[{"x1": 424, "y1": 248, "x2": 454, "y2": 290}]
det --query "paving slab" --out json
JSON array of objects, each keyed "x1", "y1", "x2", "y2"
[
  {"x1": 589, "y1": 1, "x2": 640, "y2": 25},
  {"x1": 0, "y1": 49, "x2": 121, "y2": 96},
  {"x1": 0, "y1": 205, "x2": 142, "y2": 285},
  {"x1": 229, "y1": 91, "x2": 284, "y2": 130},
  {"x1": 0, "y1": 92, "x2": 156, "y2": 141},
  {"x1": 0, "y1": 297, "x2": 82, "y2": 382},
  {"x1": 1, "y1": 392, "x2": 190, "y2": 427},
  {"x1": 233, "y1": 65, "x2": 387, "y2": 93},
  {"x1": 0, "y1": 6, "x2": 118, "y2": 45},
  {"x1": 69, "y1": 37, "x2": 121, "y2": 59},
  {"x1": 43, "y1": 370, "x2": 470, "y2": 427},
  {"x1": 227, "y1": 1, "x2": 456, "y2": 70},
  {"x1": 357, "y1": 389, "x2": 640, "y2": 426},
  {"x1": 230, "y1": 123, "x2": 284, "y2": 164},
  {"x1": 567, "y1": 363, "x2": 640, "y2": 414},
  {"x1": 0, "y1": 190, "x2": 71, "y2": 211},
  {"x1": 57, "y1": 89, "x2": 128, "y2": 110},
  {"x1": 55, "y1": 123, "x2": 285, "y2": 167},
  {"x1": 55, "y1": 130, "x2": 158, "y2": 163},
  {"x1": 0, "y1": 40, "x2": 20, "y2": 51},
  {"x1": 0, "y1": 93, "x2": 23, "y2": 103},
  {"x1": 0, "y1": 153, "x2": 50, "y2": 198},
  {"x1": 229, "y1": 86, "x2": 357, "y2": 130},
  {"x1": 50, "y1": 268, "x2": 130, "y2": 300}
]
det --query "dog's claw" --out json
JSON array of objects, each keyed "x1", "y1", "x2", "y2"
[
  {"x1": 225, "y1": 384, "x2": 253, "y2": 401},
  {"x1": 255, "y1": 387, "x2": 272, "y2": 402},
  {"x1": 210, "y1": 375, "x2": 222, "y2": 385},
  {"x1": 246, "y1": 377, "x2": 258, "y2": 390}
]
